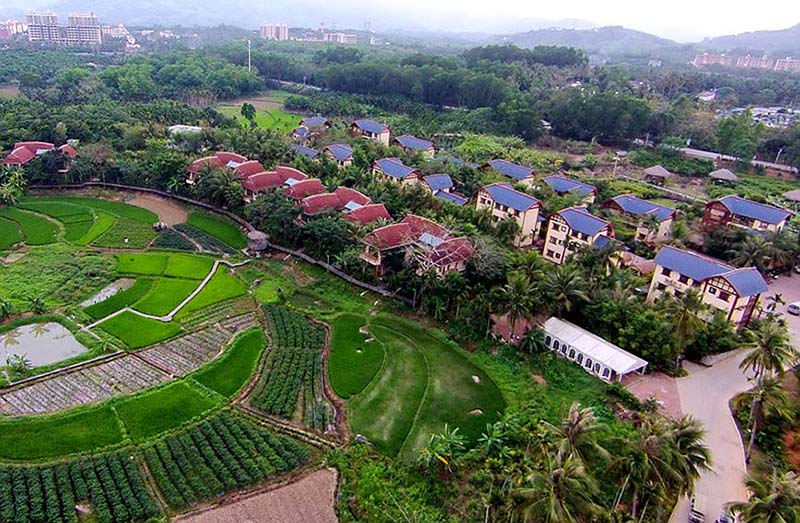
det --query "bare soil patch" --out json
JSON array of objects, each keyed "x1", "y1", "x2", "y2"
[
  {"x1": 0, "y1": 84, "x2": 20, "y2": 99},
  {"x1": 218, "y1": 94, "x2": 285, "y2": 111},
  {"x1": 532, "y1": 374, "x2": 547, "y2": 386},
  {"x1": 128, "y1": 193, "x2": 188, "y2": 225},
  {"x1": 469, "y1": 408, "x2": 483, "y2": 415},
  {"x1": 176, "y1": 468, "x2": 338, "y2": 523}
]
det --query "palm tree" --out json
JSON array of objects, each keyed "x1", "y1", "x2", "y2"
[
  {"x1": 728, "y1": 470, "x2": 800, "y2": 522},
  {"x1": 25, "y1": 294, "x2": 47, "y2": 315},
  {"x1": 739, "y1": 375, "x2": 790, "y2": 462},
  {"x1": 764, "y1": 292, "x2": 785, "y2": 317},
  {"x1": 728, "y1": 236, "x2": 771, "y2": 274},
  {"x1": 416, "y1": 424, "x2": 466, "y2": 476},
  {"x1": 669, "y1": 416, "x2": 712, "y2": 498},
  {"x1": 513, "y1": 450, "x2": 600, "y2": 523},
  {"x1": 519, "y1": 328, "x2": 547, "y2": 355},
  {"x1": 500, "y1": 271, "x2": 533, "y2": 335},
  {"x1": 544, "y1": 402, "x2": 609, "y2": 464},
  {"x1": 741, "y1": 320, "x2": 797, "y2": 377},
  {"x1": 539, "y1": 264, "x2": 589, "y2": 318},
  {"x1": 663, "y1": 289, "x2": 707, "y2": 359},
  {"x1": 0, "y1": 298, "x2": 13, "y2": 321}
]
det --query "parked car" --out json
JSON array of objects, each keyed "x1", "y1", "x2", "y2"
[{"x1": 788, "y1": 302, "x2": 800, "y2": 315}]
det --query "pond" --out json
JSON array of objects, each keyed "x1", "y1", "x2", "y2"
[{"x1": 1, "y1": 322, "x2": 88, "y2": 367}]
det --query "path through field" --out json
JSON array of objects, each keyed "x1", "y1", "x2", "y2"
[{"x1": 127, "y1": 193, "x2": 188, "y2": 225}]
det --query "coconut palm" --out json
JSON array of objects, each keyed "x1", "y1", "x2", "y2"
[
  {"x1": 739, "y1": 375, "x2": 791, "y2": 462},
  {"x1": 513, "y1": 450, "x2": 600, "y2": 523},
  {"x1": 500, "y1": 271, "x2": 533, "y2": 335},
  {"x1": 668, "y1": 416, "x2": 711, "y2": 498},
  {"x1": 740, "y1": 320, "x2": 797, "y2": 377},
  {"x1": 728, "y1": 470, "x2": 800, "y2": 522},
  {"x1": 728, "y1": 236, "x2": 772, "y2": 274},
  {"x1": 663, "y1": 289, "x2": 707, "y2": 358},
  {"x1": 544, "y1": 402, "x2": 609, "y2": 464},
  {"x1": 416, "y1": 424, "x2": 466, "y2": 476},
  {"x1": 519, "y1": 328, "x2": 547, "y2": 355},
  {"x1": 539, "y1": 264, "x2": 589, "y2": 318},
  {"x1": 764, "y1": 292, "x2": 785, "y2": 316},
  {"x1": 0, "y1": 298, "x2": 13, "y2": 321},
  {"x1": 25, "y1": 294, "x2": 47, "y2": 315}
]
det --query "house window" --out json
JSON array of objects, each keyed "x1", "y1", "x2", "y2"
[
  {"x1": 674, "y1": 290, "x2": 683, "y2": 298},
  {"x1": 549, "y1": 237, "x2": 557, "y2": 244},
  {"x1": 593, "y1": 363, "x2": 601, "y2": 373},
  {"x1": 657, "y1": 283, "x2": 666, "y2": 291},
  {"x1": 555, "y1": 253, "x2": 561, "y2": 259},
  {"x1": 678, "y1": 275, "x2": 689, "y2": 284},
  {"x1": 661, "y1": 267, "x2": 671, "y2": 277},
  {"x1": 553, "y1": 340, "x2": 560, "y2": 351},
  {"x1": 602, "y1": 368, "x2": 610, "y2": 378},
  {"x1": 568, "y1": 348, "x2": 576, "y2": 359},
  {"x1": 709, "y1": 287, "x2": 717, "y2": 294},
  {"x1": 585, "y1": 358, "x2": 593, "y2": 369},
  {"x1": 546, "y1": 250, "x2": 556, "y2": 257},
  {"x1": 576, "y1": 354, "x2": 584, "y2": 364},
  {"x1": 545, "y1": 336, "x2": 552, "y2": 347},
  {"x1": 560, "y1": 345, "x2": 567, "y2": 354},
  {"x1": 719, "y1": 291, "x2": 730, "y2": 302}
]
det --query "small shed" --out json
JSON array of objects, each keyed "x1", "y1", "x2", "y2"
[
  {"x1": 247, "y1": 230, "x2": 269, "y2": 255},
  {"x1": 709, "y1": 168, "x2": 739, "y2": 184},
  {"x1": 543, "y1": 317, "x2": 648, "y2": 382},
  {"x1": 783, "y1": 189, "x2": 800, "y2": 203},
  {"x1": 643, "y1": 165, "x2": 675, "y2": 185}
]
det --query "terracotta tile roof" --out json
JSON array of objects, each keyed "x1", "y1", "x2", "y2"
[
  {"x1": 187, "y1": 155, "x2": 223, "y2": 174},
  {"x1": 242, "y1": 166, "x2": 309, "y2": 194},
  {"x1": 215, "y1": 151, "x2": 247, "y2": 165},
  {"x1": 363, "y1": 223, "x2": 416, "y2": 250},
  {"x1": 402, "y1": 214, "x2": 450, "y2": 239},
  {"x1": 344, "y1": 203, "x2": 392, "y2": 225},
  {"x1": 4, "y1": 141, "x2": 55, "y2": 165},
  {"x1": 285, "y1": 178, "x2": 326, "y2": 200},
  {"x1": 301, "y1": 193, "x2": 342, "y2": 215},
  {"x1": 58, "y1": 144, "x2": 78, "y2": 158},
  {"x1": 334, "y1": 186, "x2": 371, "y2": 207},
  {"x1": 234, "y1": 160, "x2": 266, "y2": 179},
  {"x1": 426, "y1": 237, "x2": 474, "y2": 266},
  {"x1": 275, "y1": 165, "x2": 308, "y2": 182}
]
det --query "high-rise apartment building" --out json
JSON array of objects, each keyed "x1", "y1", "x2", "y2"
[
  {"x1": 26, "y1": 11, "x2": 60, "y2": 43},
  {"x1": 774, "y1": 57, "x2": 800, "y2": 74},
  {"x1": 260, "y1": 23, "x2": 289, "y2": 40},
  {"x1": 66, "y1": 13, "x2": 102, "y2": 45}
]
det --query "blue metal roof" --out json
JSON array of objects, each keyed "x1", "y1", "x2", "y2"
[
  {"x1": 293, "y1": 127, "x2": 309, "y2": 138},
  {"x1": 718, "y1": 195, "x2": 791, "y2": 225},
  {"x1": 611, "y1": 194, "x2": 674, "y2": 222},
  {"x1": 723, "y1": 268, "x2": 769, "y2": 297},
  {"x1": 486, "y1": 159, "x2": 533, "y2": 180},
  {"x1": 483, "y1": 183, "x2": 539, "y2": 212},
  {"x1": 432, "y1": 155, "x2": 478, "y2": 169},
  {"x1": 594, "y1": 235, "x2": 613, "y2": 249},
  {"x1": 434, "y1": 191, "x2": 468, "y2": 206},
  {"x1": 375, "y1": 158, "x2": 417, "y2": 179},
  {"x1": 301, "y1": 116, "x2": 328, "y2": 128},
  {"x1": 325, "y1": 144, "x2": 353, "y2": 162},
  {"x1": 544, "y1": 175, "x2": 596, "y2": 197},
  {"x1": 353, "y1": 118, "x2": 389, "y2": 134},
  {"x1": 558, "y1": 208, "x2": 610, "y2": 236},
  {"x1": 655, "y1": 246, "x2": 767, "y2": 297},
  {"x1": 423, "y1": 174, "x2": 454, "y2": 191},
  {"x1": 395, "y1": 135, "x2": 434, "y2": 151},
  {"x1": 291, "y1": 144, "x2": 319, "y2": 159}
]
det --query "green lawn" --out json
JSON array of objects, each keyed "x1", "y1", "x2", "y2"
[
  {"x1": 96, "y1": 311, "x2": 181, "y2": 348},
  {"x1": 132, "y1": 277, "x2": 199, "y2": 316},
  {"x1": 216, "y1": 106, "x2": 299, "y2": 134},
  {"x1": 193, "y1": 328, "x2": 266, "y2": 397},
  {"x1": 0, "y1": 405, "x2": 123, "y2": 461},
  {"x1": 187, "y1": 211, "x2": 247, "y2": 249},
  {"x1": 0, "y1": 218, "x2": 22, "y2": 249},
  {"x1": 114, "y1": 381, "x2": 220, "y2": 442},
  {"x1": 75, "y1": 210, "x2": 116, "y2": 245},
  {"x1": 28, "y1": 196, "x2": 157, "y2": 223},
  {"x1": 116, "y1": 253, "x2": 168, "y2": 275},
  {"x1": 0, "y1": 207, "x2": 59, "y2": 245},
  {"x1": 176, "y1": 266, "x2": 248, "y2": 317},
  {"x1": 83, "y1": 278, "x2": 155, "y2": 320},
  {"x1": 92, "y1": 218, "x2": 156, "y2": 249},
  {"x1": 163, "y1": 253, "x2": 215, "y2": 279},
  {"x1": 328, "y1": 314, "x2": 383, "y2": 399}
]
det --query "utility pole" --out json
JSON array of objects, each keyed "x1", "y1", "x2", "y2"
[{"x1": 247, "y1": 39, "x2": 251, "y2": 72}]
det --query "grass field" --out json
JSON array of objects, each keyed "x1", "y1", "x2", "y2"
[
  {"x1": 93, "y1": 218, "x2": 156, "y2": 249},
  {"x1": 131, "y1": 277, "x2": 199, "y2": 316},
  {"x1": 96, "y1": 311, "x2": 181, "y2": 348},
  {"x1": 0, "y1": 405, "x2": 123, "y2": 461},
  {"x1": 193, "y1": 328, "x2": 266, "y2": 397},
  {"x1": 187, "y1": 211, "x2": 247, "y2": 249},
  {"x1": 0, "y1": 218, "x2": 22, "y2": 249},
  {"x1": 164, "y1": 253, "x2": 215, "y2": 279},
  {"x1": 117, "y1": 253, "x2": 169, "y2": 275},
  {"x1": 328, "y1": 314, "x2": 383, "y2": 399},
  {"x1": 76, "y1": 210, "x2": 116, "y2": 245},
  {"x1": 176, "y1": 266, "x2": 248, "y2": 317},
  {"x1": 216, "y1": 105, "x2": 299, "y2": 134},
  {"x1": 84, "y1": 278, "x2": 155, "y2": 320},
  {"x1": 0, "y1": 207, "x2": 59, "y2": 245},
  {"x1": 115, "y1": 381, "x2": 220, "y2": 442}
]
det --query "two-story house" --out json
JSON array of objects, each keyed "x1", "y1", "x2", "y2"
[
  {"x1": 482, "y1": 159, "x2": 536, "y2": 187},
  {"x1": 702, "y1": 195, "x2": 792, "y2": 233},
  {"x1": 476, "y1": 183, "x2": 542, "y2": 248},
  {"x1": 647, "y1": 246, "x2": 768, "y2": 328},
  {"x1": 323, "y1": 144, "x2": 354, "y2": 168},
  {"x1": 372, "y1": 158, "x2": 421, "y2": 185},
  {"x1": 542, "y1": 207, "x2": 614, "y2": 264},
  {"x1": 351, "y1": 119, "x2": 390, "y2": 145},
  {"x1": 392, "y1": 135, "x2": 435, "y2": 158},
  {"x1": 602, "y1": 194, "x2": 676, "y2": 243},
  {"x1": 542, "y1": 175, "x2": 598, "y2": 204}
]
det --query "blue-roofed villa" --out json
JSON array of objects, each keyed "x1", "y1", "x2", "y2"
[
  {"x1": 476, "y1": 183, "x2": 542, "y2": 247},
  {"x1": 648, "y1": 246, "x2": 768, "y2": 328},
  {"x1": 422, "y1": 174, "x2": 454, "y2": 194},
  {"x1": 543, "y1": 175, "x2": 598, "y2": 204},
  {"x1": 351, "y1": 118, "x2": 391, "y2": 145},
  {"x1": 434, "y1": 191, "x2": 468, "y2": 206},
  {"x1": 602, "y1": 194, "x2": 676, "y2": 244},
  {"x1": 291, "y1": 144, "x2": 320, "y2": 160},
  {"x1": 393, "y1": 135, "x2": 436, "y2": 158},
  {"x1": 323, "y1": 144, "x2": 354, "y2": 168},
  {"x1": 702, "y1": 195, "x2": 792, "y2": 233},
  {"x1": 372, "y1": 157, "x2": 421, "y2": 185},
  {"x1": 542, "y1": 207, "x2": 614, "y2": 264},
  {"x1": 482, "y1": 159, "x2": 536, "y2": 187}
]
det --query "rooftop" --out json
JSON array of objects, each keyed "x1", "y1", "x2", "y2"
[
  {"x1": 485, "y1": 159, "x2": 534, "y2": 180},
  {"x1": 344, "y1": 203, "x2": 392, "y2": 225},
  {"x1": 394, "y1": 134, "x2": 434, "y2": 151},
  {"x1": 291, "y1": 144, "x2": 319, "y2": 159},
  {"x1": 323, "y1": 143, "x2": 353, "y2": 162},
  {"x1": 608, "y1": 194, "x2": 675, "y2": 222},
  {"x1": 481, "y1": 182, "x2": 539, "y2": 212},
  {"x1": 374, "y1": 157, "x2": 418, "y2": 180},
  {"x1": 284, "y1": 178, "x2": 326, "y2": 200},
  {"x1": 423, "y1": 174, "x2": 454, "y2": 191},
  {"x1": 434, "y1": 191, "x2": 469, "y2": 206},
  {"x1": 654, "y1": 246, "x2": 768, "y2": 297},
  {"x1": 543, "y1": 175, "x2": 596, "y2": 197},
  {"x1": 643, "y1": 165, "x2": 674, "y2": 179},
  {"x1": 300, "y1": 116, "x2": 328, "y2": 128},
  {"x1": 716, "y1": 195, "x2": 791, "y2": 225},
  {"x1": 557, "y1": 207, "x2": 611, "y2": 236},
  {"x1": 709, "y1": 168, "x2": 739, "y2": 182},
  {"x1": 353, "y1": 118, "x2": 389, "y2": 134}
]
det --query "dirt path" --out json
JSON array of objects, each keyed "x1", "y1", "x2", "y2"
[
  {"x1": 176, "y1": 468, "x2": 338, "y2": 523},
  {"x1": 128, "y1": 193, "x2": 188, "y2": 225}
]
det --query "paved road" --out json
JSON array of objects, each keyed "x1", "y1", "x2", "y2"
[{"x1": 763, "y1": 274, "x2": 800, "y2": 343}]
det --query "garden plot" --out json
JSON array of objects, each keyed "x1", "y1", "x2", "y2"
[
  {"x1": 218, "y1": 311, "x2": 260, "y2": 334},
  {"x1": 180, "y1": 296, "x2": 257, "y2": 332},
  {"x1": 136, "y1": 326, "x2": 231, "y2": 376},
  {"x1": 0, "y1": 355, "x2": 169, "y2": 416}
]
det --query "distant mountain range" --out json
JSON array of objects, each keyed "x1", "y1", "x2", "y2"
[
  {"x1": 699, "y1": 24, "x2": 800, "y2": 55},
  {"x1": 498, "y1": 26, "x2": 677, "y2": 55}
]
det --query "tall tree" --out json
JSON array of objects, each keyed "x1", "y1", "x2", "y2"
[
  {"x1": 663, "y1": 289, "x2": 707, "y2": 359},
  {"x1": 539, "y1": 264, "x2": 589, "y2": 318},
  {"x1": 728, "y1": 470, "x2": 800, "y2": 522},
  {"x1": 740, "y1": 320, "x2": 797, "y2": 377}
]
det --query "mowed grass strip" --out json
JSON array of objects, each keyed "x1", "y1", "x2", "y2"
[
  {"x1": 0, "y1": 218, "x2": 22, "y2": 249},
  {"x1": 163, "y1": 252, "x2": 215, "y2": 279},
  {"x1": 117, "y1": 252, "x2": 168, "y2": 275},
  {"x1": 75, "y1": 210, "x2": 116, "y2": 245},
  {"x1": 0, "y1": 405, "x2": 123, "y2": 461},
  {"x1": 348, "y1": 324, "x2": 427, "y2": 457},
  {"x1": 32, "y1": 195, "x2": 157, "y2": 223},
  {"x1": 0, "y1": 207, "x2": 59, "y2": 245},
  {"x1": 176, "y1": 266, "x2": 248, "y2": 317},
  {"x1": 114, "y1": 381, "x2": 220, "y2": 442},
  {"x1": 83, "y1": 278, "x2": 155, "y2": 320},
  {"x1": 96, "y1": 311, "x2": 181, "y2": 349},
  {"x1": 187, "y1": 211, "x2": 247, "y2": 249},
  {"x1": 193, "y1": 328, "x2": 266, "y2": 397},
  {"x1": 132, "y1": 277, "x2": 200, "y2": 316},
  {"x1": 328, "y1": 314, "x2": 383, "y2": 399}
]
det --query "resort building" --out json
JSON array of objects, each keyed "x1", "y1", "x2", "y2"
[
  {"x1": 543, "y1": 317, "x2": 648, "y2": 383},
  {"x1": 542, "y1": 175, "x2": 597, "y2": 204},
  {"x1": 643, "y1": 165, "x2": 675, "y2": 185},
  {"x1": 323, "y1": 144, "x2": 353, "y2": 168},
  {"x1": 482, "y1": 159, "x2": 535, "y2": 187},
  {"x1": 350, "y1": 119, "x2": 390, "y2": 145},
  {"x1": 422, "y1": 174, "x2": 469, "y2": 206},
  {"x1": 701, "y1": 195, "x2": 792, "y2": 233},
  {"x1": 392, "y1": 135, "x2": 435, "y2": 158},
  {"x1": 186, "y1": 151, "x2": 247, "y2": 185},
  {"x1": 343, "y1": 203, "x2": 392, "y2": 226},
  {"x1": 372, "y1": 158, "x2": 421, "y2": 185},
  {"x1": 3, "y1": 142, "x2": 77, "y2": 166},
  {"x1": 242, "y1": 166, "x2": 308, "y2": 202},
  {"x1": 476, "y1": 182, "x2": 542, "y2": 248},
  {"x1": 542, "y1": 207, "x2": 614, "y2": 264},
  {"x1": 291, "y1": 144, "x2": 319, "y2": 160},
  {"x1": 647, "y1": 246, "x2": 768, "y2": 328},
  {"x1": 284, "y1": 178, "x2": 326, "y2": 202},
  {"x1": 602, "y1": 194, "x2": 675, "y2": 243}
]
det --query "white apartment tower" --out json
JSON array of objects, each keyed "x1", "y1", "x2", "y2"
[
  {"x1": 260, "y1": 23, "x2": 289, "y2": 41},
  {"x1": 66, "y1": 13, "x2": 102, "y2": 45},
  {"x1": 26, "y1": 11, "x2": 60, "y2": 42}
]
